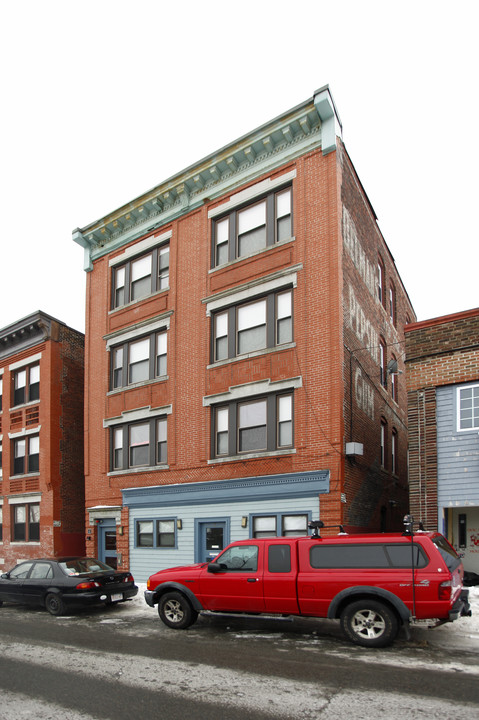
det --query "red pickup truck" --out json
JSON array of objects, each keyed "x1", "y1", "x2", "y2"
[{"x1": 144, "y1": 530, "x2": 471, "y2": 647}]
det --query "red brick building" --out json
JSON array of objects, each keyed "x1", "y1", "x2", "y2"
[
  {"x1": 0, "y1": 312, "x2": 85, "y2": 570},
  {"x1": 73, "y1": 86, "x2": 414, "y2": 580},
  {"x1": 405, "y1": 308, "x2": 479, "y2": 574}
]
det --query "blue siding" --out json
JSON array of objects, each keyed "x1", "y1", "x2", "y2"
[
  {"x1": 437, "y1": 385, "x2": 479, "y2": 506},
  {"x1": 124, "y1": 470, "x2": 329, "y2": 582}
]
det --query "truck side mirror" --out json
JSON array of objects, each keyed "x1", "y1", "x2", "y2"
[{"x1": 207, "y1": 562, "x2": 222, "y2": 574}]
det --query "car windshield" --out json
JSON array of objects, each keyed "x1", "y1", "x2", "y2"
[
  {"x1": 59, "y1": 558, "x2": 115, "y2": 576},
  {"x1": 432, "y1": 535, "x2": 461, "y2": 572}
]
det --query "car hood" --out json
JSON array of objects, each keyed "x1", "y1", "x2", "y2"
[{"x1": 152, "y1": 563, "x2": 206, "y2": 579}]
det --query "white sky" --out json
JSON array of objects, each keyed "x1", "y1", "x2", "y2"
[{"x1": 1, "y1": 0, "x2": 477, "y2": 334}]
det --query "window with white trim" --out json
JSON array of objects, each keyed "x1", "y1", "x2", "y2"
[
  {"x1": 212, "y1": 289, "x2": 292, "y2": 362},
  {"x1": 252, "y1": 513, "x2": 308, "y2": 538},
  {"x1": 458, "y1": 384, "x2": 479, "y2": 431},
  {"x1": 12, "y1": 503, "x2": 40, "y2": 542},
  {"x1": 212, "y1": 187, "x2": 292, "y2": 267},
  {"x1": 135, "y1": 518, "x2": 176, "y2": 548},
  {"x1": 110, "y1": 330, "x2": 167, "y2": 389},
  {"x1": 111, "y1": 417, "x2": 167, "y2": 471},
  {"x1": 12, "y1": 434, "x2": 39, "y2": 475},
  {"x1": 112, "y1": 243, "x2": 169, "y2": 308},
  {"x1": 212, "y1": 392, "x2": 293, "y2": 458},
  {"x1": 13, "y1": 364, "x2": 40, "y2": 406}
]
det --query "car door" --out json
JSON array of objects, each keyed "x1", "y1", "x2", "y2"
[
  {"x1": 0, "y1": 562, "x2": 34, "y2": 603},
  {"x1": 21, "y1": 561, "x2": 55, "y2": 606},
  {"x1": 198, "y1": 543, "x2": 265, "y2": 612}
]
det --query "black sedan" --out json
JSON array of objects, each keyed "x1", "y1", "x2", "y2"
[{"x1": 0, "y1": 557, "x2": 138, "y2": 616}]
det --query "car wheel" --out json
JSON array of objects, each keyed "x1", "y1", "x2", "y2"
[
  {"x1": 45, "y1": 593, "x2": 66, "y2": 617},
  {"x1": 158, "y1": 592, "x2": 198, "y2": 629},
  {"x1": 340, "y1": 599, "x2": 398, "y2": 648}
]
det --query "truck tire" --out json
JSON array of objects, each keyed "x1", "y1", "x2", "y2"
[
  {"x1": 340, "y1": 599, "x2": 398, "y2": 648},
  {"x1": 158, "y1": 591, "x2": 198, "y2": 629}
]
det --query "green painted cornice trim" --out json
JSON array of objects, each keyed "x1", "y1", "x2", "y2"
[{"x1": 73, "y1": 85, "x2": 341, "y2": 270}]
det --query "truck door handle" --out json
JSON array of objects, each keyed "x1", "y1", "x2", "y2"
[{"x1": 247, "y1": 578, "x2": 259, "y2": 582}]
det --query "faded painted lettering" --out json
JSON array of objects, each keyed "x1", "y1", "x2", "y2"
[
  {"x1": 343, "y1": 206, "x2": 377, "y2": 300},
  {"x1": 347, "y1": 285, "x2": 379, "y2": 362},
  {"x1": 354, "y1": 366, "x2": 375, "y2": 420}
]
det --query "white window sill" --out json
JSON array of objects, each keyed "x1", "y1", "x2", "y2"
[
  {"x1": 107, "y1": 465, "x2": 169, "y2": 477},
  {"x1": 208, "y1": 448, "x2": 295, "y2": 465}
]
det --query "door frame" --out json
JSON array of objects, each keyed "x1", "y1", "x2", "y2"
[
  {"x1": 97, "y1": 518, "x2": 117, "y2": 567},
  {"x1": 194, "y1": 517, "x2": 230, "y2": 563}
]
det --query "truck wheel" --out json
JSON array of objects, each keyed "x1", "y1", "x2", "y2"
[
  {"x1": 45, "y1": 593, "x2": 66, "y2": 617},
  {"x1": 340, "y1": 599, "x2": 398, "y2": 648},
  {"x1": 158, "y1": 592, "x2": 198, "y2": 629}
]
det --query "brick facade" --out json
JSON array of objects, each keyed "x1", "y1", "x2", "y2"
[
  {"x1": 74, "y1": 87, "x2": 414, "y2": 574},
  {"x1": 0, "y1": 313, "x2": 85, "y2": 568}
]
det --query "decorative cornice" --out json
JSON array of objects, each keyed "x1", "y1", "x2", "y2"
[
  {"x1": 73, "y1": 86, "x2": 341, "y2": 271},
  {"x1": 0, "y1": 311, "x2": 66, "y2": 362},
  {"x1": 121, "y1": 469, "x2": 330, "y2": 508}
]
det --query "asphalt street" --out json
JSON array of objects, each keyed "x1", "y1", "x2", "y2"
[{"x1": 0, "y1": 601, "x2": 478, "y2": 719}]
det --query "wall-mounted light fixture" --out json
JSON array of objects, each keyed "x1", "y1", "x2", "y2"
[
  {"x1": 118, "y1": 526, "x2": 124, "y2": 535},
  {"x1": 241, "y1": 516, "x2": 248, "y2": 528},
  {"x1": 176, "y1": 519, "x2": 183, "y2": 530}
]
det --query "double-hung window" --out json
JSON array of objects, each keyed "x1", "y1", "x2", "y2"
[
  {"x1": 136, "y1": 518, "x2": 176, "y2": 548},
  {"x1": 380, "y1": 418, "x2": 387, "y2": 468},
  {"x1": 212, "y1": 289, "x2": 292, "y2": 362},
  {"x1": 457, "y1": 384, "x2": 479, "y2": 431},
  {"x1": 379, "y1": 338, "x2": 387, "y2": 389},
  {"x1": 112, "y1": 243, "x2": 170, "y2": 309},
  {"x1": 252, "y1": 514, "x2": 308, "y2": 538},
  {"x1": 13, "y1": 503, "x2": 40, "y2": 542},
  {"x1": 110, "y1": 330, "x2": 167, "y2": 389},
  {"x1": 391, "y1": 428, "x2": 398, "y2": 475},
  {"x1": 111, "y1": 417, "x2": 167, "y2": 471},
  {"x1": 13, "y1": 364, "x2": 40, "y2": 406},
  {"x1": 378, "y1": 256, "x2": 385, "y2": 306},
  {"x1": 389, "y1": 282, "x2": 396, "y2": 326},
  {"x1": 213, "y1": 392, "x2": 293, "y2": 458},
  {"x1": 12, "y1": 434, "x2": 39, "y2": 475},
  {"x1": 213, "y1": 187, "x2": 292, "y2": 267}
]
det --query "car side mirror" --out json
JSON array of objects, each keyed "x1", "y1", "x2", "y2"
[
  {"x1": 1, "y1": 573, "x2": 10, "y2": 579},
  {"x1": 207, "y1": 562, "x2": 222, "y2": 574}
]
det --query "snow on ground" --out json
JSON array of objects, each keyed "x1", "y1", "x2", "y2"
[{"x1": 119, "y1": 583, "x2": 479, "y2": 641}]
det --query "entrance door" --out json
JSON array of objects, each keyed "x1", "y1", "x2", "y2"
[
  {"x1": 98, "y1": 519, "x2": 118, "y2": 569},
  {"x1": 198, "y1": 521, "x2": 227, "y2": 563}
]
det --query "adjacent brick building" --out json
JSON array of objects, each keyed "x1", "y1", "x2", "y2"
[
  {"x1": 0, "y1": 312, "x2": 85, "y2": 569},
  {"x1": 405, "y1": 307, "x2": 479, "y2": 574},
  {"x1": 73, "y1": 86, "x2": 414, "y2": 580}
]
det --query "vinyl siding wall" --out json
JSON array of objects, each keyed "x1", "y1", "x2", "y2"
[
  {"x1": 437, "y1": 384, "x2": 479, "y2": 507},
  {"x1": 129, "y1": 495, "x2": 318, "y2": 582}
]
